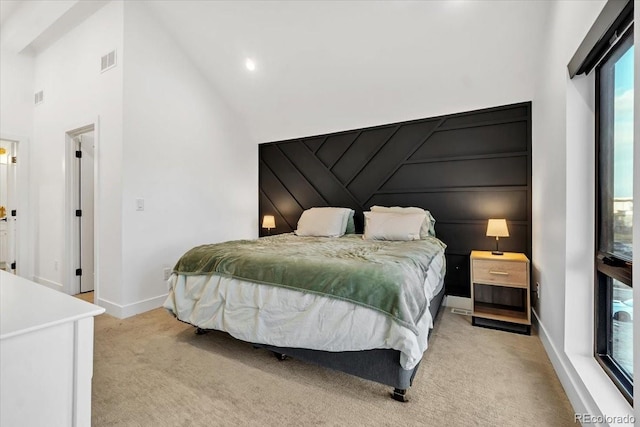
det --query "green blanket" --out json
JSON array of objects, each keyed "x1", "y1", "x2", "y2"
[{"x1": 173, "y1": 233, "x2": 446, "y2": 333}]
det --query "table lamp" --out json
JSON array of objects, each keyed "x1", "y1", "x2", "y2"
[
  {"x1": 486, "y1": 218, "x2": 509, "y2": 255},
  {"x1": 262, "y1": 215, "x2": 276, "y2": 234}
]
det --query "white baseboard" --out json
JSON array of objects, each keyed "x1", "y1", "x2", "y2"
[
  {"x1": 532, "y1": 308, "x2": 591, "y2": 416},
  {"x1": 96, "y1": 293, "x2": 168, "y2": 319},
  {"x1": 33, "y1": 276, "x2": 64, "y2": 292},
  {"x1": 531, "y1": 308, "x2": 636, "y2": 425}
]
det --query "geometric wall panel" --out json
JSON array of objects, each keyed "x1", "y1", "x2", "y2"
[{"x1": 259, "y1": 102, "x2": 532, "y2": 297}]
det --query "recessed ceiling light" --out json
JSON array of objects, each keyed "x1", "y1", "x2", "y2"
[{"x1": 245, "y1": 58, "x2": 256, "y2": 71}]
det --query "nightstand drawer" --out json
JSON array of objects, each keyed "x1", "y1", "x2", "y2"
[{"x1": 472, "y1": 259, "x2": 527, "y2": 287}]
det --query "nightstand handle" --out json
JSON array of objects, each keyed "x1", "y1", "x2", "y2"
[{"x1": 489, "y1": 270, "x2": 509, "y2": 276}]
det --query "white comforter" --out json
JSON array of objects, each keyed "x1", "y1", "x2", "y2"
[{"x1": 163, "y1": 251, "x2": 444, "y2": 370}]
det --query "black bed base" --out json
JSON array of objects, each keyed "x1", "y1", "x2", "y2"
[
  {"x1": 254, "y1": 343, "x2": 419, "y2": 401},
  {"x1": 197, "y1": 285, "x2": 446, "y2": 402}
]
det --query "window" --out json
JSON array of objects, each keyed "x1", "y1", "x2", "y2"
[{"x1": 595, "y1": 25, "x2": 634, "y2": 404}]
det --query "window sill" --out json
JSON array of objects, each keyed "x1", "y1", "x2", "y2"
[{"x1": 566, "y1": 352, "x2": 634, "y2": 423}]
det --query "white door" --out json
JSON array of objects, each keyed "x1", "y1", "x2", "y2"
[
  {"x1": 0, "y1": 140, "x2": 17, "y2": 274},
  {"x1": 74, "y1": 132, "x2": 94, "y2": 292}
]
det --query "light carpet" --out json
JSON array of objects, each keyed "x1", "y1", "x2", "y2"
[{"x1": 91, "y1": 307, "x2": 575, "y2": 426}]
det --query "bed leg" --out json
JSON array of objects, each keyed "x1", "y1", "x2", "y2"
[
  {"x1": 195, "y1": 327, "x2": 207, "y2": 335},
  {"x1": 272, "y1": 351, "x2": 288, "y2": 361},
  {"x1": 391, "y1": 388, "x2": 408, "y2": 402}
]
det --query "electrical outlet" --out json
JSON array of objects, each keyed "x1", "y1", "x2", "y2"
[
  {"x1": 536, "y1": 282, "x2": 541, "y2": 298},
  {"x1": 163, "y1": 268, "x2": 172, "y2": 281},
  {"x1": 54, "y1": 260, "x2": 59, "y2": 271}
]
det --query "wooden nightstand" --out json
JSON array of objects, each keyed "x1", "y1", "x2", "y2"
[{"x1": 470, "y1": 250, "x2": 531, "y2": 335}]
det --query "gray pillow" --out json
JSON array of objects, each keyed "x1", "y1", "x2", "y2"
[{"x1": 345, "y1": 210, "x2": 356, "y2": 234}]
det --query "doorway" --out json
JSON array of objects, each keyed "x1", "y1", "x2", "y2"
[
  {"x1": 0, "y1": 139, "x2": 17, "y2": 274},
  {"x1": 66, "y1": 125, "x2": 96, "y2": 295}
]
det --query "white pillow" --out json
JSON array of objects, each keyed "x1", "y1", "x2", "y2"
[
  {"x1": 295, "y1": 207, "x2": 352, "y2": 237},
  {"x1": 363, "y1": 211, "x2": 424, "y2": 241},
  {"x1": 370, "y1": 205, "x2": 436, "y2": 238}
]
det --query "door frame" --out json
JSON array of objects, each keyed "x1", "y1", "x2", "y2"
[
  {"x1": 64, "y1": 118, "x2": 100, "y2": 299},
  {"x1": 0, "y1": 133, "x2": 30, "y2": 280}
]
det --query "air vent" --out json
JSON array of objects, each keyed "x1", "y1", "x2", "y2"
[
  {"x1": 101, "y1": 50, "x2": 117, "y2": 73},
  {"x1": 34, "y1": 90, "x2": 44, "y2": 105},
  {"x1": 451, "y1": 308, "x2": 472, "y2": 316}
]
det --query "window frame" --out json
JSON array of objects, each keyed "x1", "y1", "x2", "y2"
[{"x1": 594, "y1": 25, "x2": 634, "y2": 405}]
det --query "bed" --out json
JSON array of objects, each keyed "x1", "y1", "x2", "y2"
[{"x1": 164, "y1": 207, "x2": 446, "y2": 401}]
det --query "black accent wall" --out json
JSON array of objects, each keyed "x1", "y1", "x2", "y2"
[{"x1": 259, "y1": 102, "x2": 532, "y2": 297}]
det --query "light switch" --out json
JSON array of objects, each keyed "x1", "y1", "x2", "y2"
[{"x1": 136, "y1": 198, "x2": 144, "y2": 211}]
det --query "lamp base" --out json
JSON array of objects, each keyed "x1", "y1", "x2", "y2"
[{"x1": 491, "y1": 250, "x2": 504, "y2": 256}]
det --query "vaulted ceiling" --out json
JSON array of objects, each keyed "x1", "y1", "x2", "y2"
[
  {"x1": 1, "y1": 0, "x2": 551, "y2": 142},
  {"x1": 144, "y1": 1, "x2": 550, "y2": 141}
]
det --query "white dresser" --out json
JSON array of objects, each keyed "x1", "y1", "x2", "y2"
[{"x1": 0, "y1": 271, "x2": 105, "y2": 426}]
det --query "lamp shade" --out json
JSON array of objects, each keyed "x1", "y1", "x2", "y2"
[
  {"x1": 262, "y1": 215, "x2": 276, "y2": 229},
  {"x1": 486, "y1": 219, "x2": 509, "y2": 237}
]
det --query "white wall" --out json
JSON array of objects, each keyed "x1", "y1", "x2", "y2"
[
  {"x1": 248, "y1": 0, "x2": 548, "y2": 142},
  {"x1": 533, "y1": 0, "x2": 638, "y2": 422},
  {"x1": 26, "y1": 0, "x2": 256, "y2": 317},
  {"x1": 118, "y1": 2, "x2": 256, "y2": 316},
  {"x1": 0, "y1": 50, "x2": 34, "y2": 138},
  {"x1": 30, "y1": 1, "x2": 124, "y2": 302}
]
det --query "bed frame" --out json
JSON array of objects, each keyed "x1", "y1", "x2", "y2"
[{"x1": 195, "y1": 284, "x2": 446, "y2": 402}]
